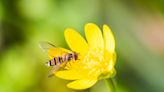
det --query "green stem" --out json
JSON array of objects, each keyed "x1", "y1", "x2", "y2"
[{"x1": 104, "y1": 79, "x2": 116, "y2": 92}]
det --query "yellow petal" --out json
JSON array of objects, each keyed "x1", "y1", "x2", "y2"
[
  {"x1": 85, "y1": 23, "x2": 104, "y2": 49},
  {"x1": 64, "y1": 28, "x2": 89, "y2": 55},
  {"x1": 103, "y1": 24, "x2": 115, "y2": 54},
  {"x1": 55, "y1": 70, "x2": 82, "y2": 80},
  {"x1": 67, "y1": 79, "x2": 97, "y2": 90}
]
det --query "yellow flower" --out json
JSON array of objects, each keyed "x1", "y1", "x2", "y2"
[{"x1": 54, "y1": 23, "x2": 116, "y2": 90}]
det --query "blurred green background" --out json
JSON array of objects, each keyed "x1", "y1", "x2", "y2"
[{"x1": 1, "y1": 0, "x2": 164, "y2": 92}]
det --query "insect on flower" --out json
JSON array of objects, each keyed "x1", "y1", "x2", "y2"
[
  {"x1": 39, "y1": 42, "x2": 79, "y2": 77},
  {"x1": 39, "y1": 23, "x2": 116, "y2": 90}
]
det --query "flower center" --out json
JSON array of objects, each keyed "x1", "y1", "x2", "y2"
[
  {"x1": 80, "y1": 48, "x2": 111, "y2": 77},
  {"x1": 65, "y1": 48, "x2": 113, "y2": 79},
  {"x1": 83, "y1": 48, "x2": 104, "y2": 68}
]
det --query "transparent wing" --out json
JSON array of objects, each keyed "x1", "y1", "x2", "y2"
[
  {"x1": 39, "y1": 41, "x2": 72, "y2": 53},
  {"x1": 48, "y1": 65, "x2": 60, "y2": 78},
  {"x1": 48, "y1": 62, "x2": 67, "y2": 78},
  {"x1": 39, "y1": 41, "x2": 56, "y2": 52},
  {"x1": 39, "y1": 41, "x2": 68, "y2": 59}
]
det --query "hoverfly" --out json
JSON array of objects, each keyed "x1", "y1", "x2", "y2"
[{"x1": 39, "y1": 41, "x2": 79, "y2": 77}]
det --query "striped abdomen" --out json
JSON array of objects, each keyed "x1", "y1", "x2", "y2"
[{"x1": 46, "y1": 52, "x2": 78, "y2": 66}]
